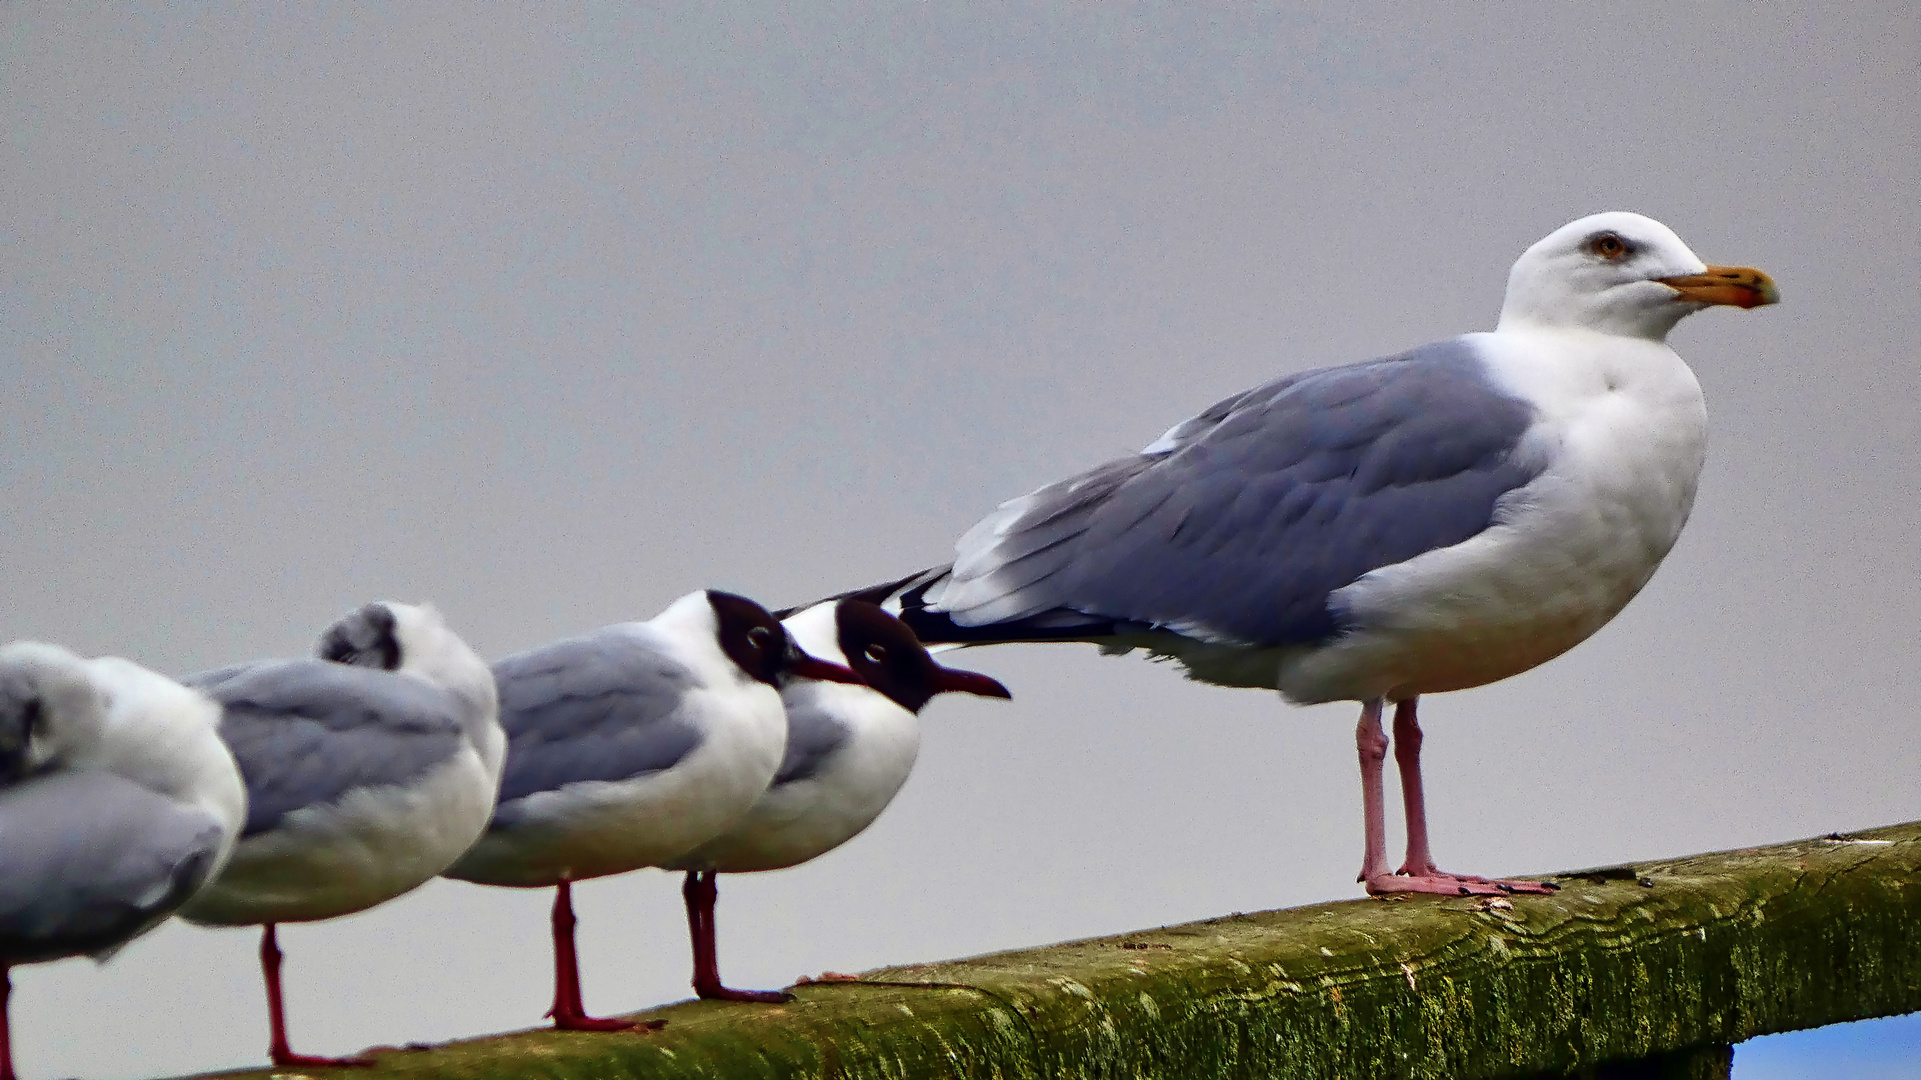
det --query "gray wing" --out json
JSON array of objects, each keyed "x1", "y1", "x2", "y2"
[
  {"x1": 770, "y1": 695, "x2": 851, "y2": 787},
  {"x1": 186, "y1": 659, "x2": 466, "y2": 839},
  {"x1": 489, "y1": 628, "x2": 705, "y2": 827},
  {"x1": 0, "y1": 771, "x2": 225, "y2": 963},
  {"x1": 928, "y1": 339, "x2": 1545, "y2": 648}
]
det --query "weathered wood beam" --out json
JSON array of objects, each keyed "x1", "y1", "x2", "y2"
[{"x1": 187, "y1": 822, "x2": 1921, "y2": 1079}]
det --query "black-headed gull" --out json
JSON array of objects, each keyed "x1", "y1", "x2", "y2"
[
  {"x1": 666, "y1": 599, "x2": 1008, "y2": 1001},
  {"x1": 0, "y1": 642, "x2": 246, "y2": 1080},
  {"x1": 178, "y1": 602, "x2": 502, "y2": 1067},
  {"x1": 443, "y1": 590, "x2": 860, "y2": 1030}
]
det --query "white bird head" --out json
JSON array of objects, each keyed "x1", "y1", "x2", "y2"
[
  {"x1": 1497, "y1": 211, "x2": 1778, "y2": 340},
  {"x1": 319, "y1": 601, "x2": 499, "y2": 725},
  {"x1": 0, "y1": 642, "x2": 104, "y2": 779},
  {"x1": 0, "y1": 644, "x2": 242, "y2": 847}
]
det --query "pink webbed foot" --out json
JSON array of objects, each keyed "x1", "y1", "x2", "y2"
[{"x1": 1366, "y1": 864, "x2": 1559, "y2": 897}]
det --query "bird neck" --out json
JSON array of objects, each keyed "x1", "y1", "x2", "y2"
[{"x1": 1496, "y1": 289, "x2": 1692, "y2": 342}]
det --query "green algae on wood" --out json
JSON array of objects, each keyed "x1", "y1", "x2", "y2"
[{"x1": 182, "y1": 822, "x2": 1921, "y2": 1080}]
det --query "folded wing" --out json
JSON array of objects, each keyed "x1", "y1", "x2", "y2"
[{"x1": 925, "y1": 340, "x2": 1546, "y2": 648}]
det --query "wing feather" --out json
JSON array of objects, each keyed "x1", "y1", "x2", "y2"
[
  {"x1": 186, "y1": 660, "x2": 467, "y2": 838},
  {"x1": 0, "y1": 772, "x2": 225, "y2": 961},
  {"x1": 488, "y1": 627, "x2": 706, "y2": 823},
  {"x1": 933, "y1": 339, "x2": 1543, "y2": 647}
]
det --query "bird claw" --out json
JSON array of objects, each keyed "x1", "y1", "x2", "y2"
[
  {"x1": 1365, "y1": 872, "x2": 1557, "y2": 897},
  {"x1": 1382, "y1": 861, "x2": 1559, "y2": 896}
]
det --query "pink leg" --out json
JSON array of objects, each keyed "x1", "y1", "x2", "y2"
[
  {"x1": 545, "y1": 880, "x2": 637, "y2": 1031},
  {"x1": 262, "y1": 924, "x2": 372, "y2": 1068},
  {"x1": 684, "y1": 871, "x2": 791, "y2": 1004},
  {"x1": 1366, "y1": 699, "x2": 1556, "y2": 896},
  {"x1": 1394, "y1": 698, "x2": 1445, "y2": 878},
  {"x1": 1355, "y1": 700, "x2": 1393, "y2": 884}
]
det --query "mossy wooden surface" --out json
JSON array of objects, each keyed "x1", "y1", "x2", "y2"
[{"x1": 183, "y1": 822, "x2": 1921, "y2": 1080}]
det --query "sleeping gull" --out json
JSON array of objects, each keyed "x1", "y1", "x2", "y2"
[
  {"x1": 843, "y1": 212, "x2": 1778, "y2": 896},
  {"x1": 177, "y1": 602, "x2": 502, "y2": 1067},
  {"x1": 443, "y1": 590, "x2": 861, "y2": 1030},
  {"x1": 666, "y1": 599, "x2": 1010, "y2": 1001},
  {"x1": 0, "y1": 642, "x2": 246, "y2": 1080}
]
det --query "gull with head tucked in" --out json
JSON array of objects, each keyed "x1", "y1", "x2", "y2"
[
  {"x1": 178, "y1": 602, "x2": 502, "y2": 1069},
  {"x1": 666, "y1": 599, "x2": 1010, "y2": 1002},
  {"x1": 0, "y1": 642, "x2": 246, "y2": 1080},
  {"x1": 443, "y1": 590, "x2": 862, "y2": 1032},
  {"x1": 842, "y1": 212, "x2": 1778, "y2": 897}
]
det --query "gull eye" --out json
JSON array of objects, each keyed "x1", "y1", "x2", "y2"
[
  {"x1": 745, "y1": 626, "x2": 774, "y2": 651},
  {"x1": 1586, "y1": 233, "x2": 1630, "y2": 260}
]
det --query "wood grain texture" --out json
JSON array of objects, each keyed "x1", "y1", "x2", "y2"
[{"x1": 183, "y1": 822, "x2": 1921, "y2": 1079}]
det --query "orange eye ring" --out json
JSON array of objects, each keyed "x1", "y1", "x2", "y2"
[{"x1": 1588, "y1": 233, "x2": 1628, "y2": 260}]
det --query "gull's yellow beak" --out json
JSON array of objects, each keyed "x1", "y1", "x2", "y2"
[{"x1": 1656, "y1": 265, "x2": 1780, "y2": 309}]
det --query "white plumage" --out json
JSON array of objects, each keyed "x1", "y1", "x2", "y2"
[
  {"x1": 664, "y1": 599, "x2": 1008, "y2": 1001},
  {"x1": 443, "y1": 590, "x2": 862, "y2": 1028},
  {"x1": 873, "y1": 212, "x2": 1778, "y2": 896},
  {"x1": 0, "y1": 642, "x2": 246, "y2": 1080},
  {"x1": 177, "y1": 601, "x2": 502, "y2": 1068}
]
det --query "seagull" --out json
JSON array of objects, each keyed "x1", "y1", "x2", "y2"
[
  {"x1": 176, "y1": 602, "x2": 503, "y2": 1068},
  {"x1": 665, "y1": 599, "x2": 1011, "y2": 1002},
  {"x1": 842, "y1": 212, "x2": 1778, "y2": 897},
  {"x1": 443, "y1": 590, "x2": 862, "y2": 1031},
  {"x1": 0, "y1": 642, "x2": 246, "y2": 1080}
]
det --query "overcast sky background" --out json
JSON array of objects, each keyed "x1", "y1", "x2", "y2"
[{"x1": 3, "y1": 5, "x2": 1918, "y2": 1078}]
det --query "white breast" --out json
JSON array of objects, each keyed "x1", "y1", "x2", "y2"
[
  {"x1": 449, "y1": 680, "x2": 789, "y2": 888},
  {"x1": 673, "y1": 681, "x2": 921, "y2": 874},
  {"x1": 1279, "y1": 329, "x2": 1707, "y2": 704},
  {"x1": 180, "y1": 744, "x2": 499, "y2": 925}
]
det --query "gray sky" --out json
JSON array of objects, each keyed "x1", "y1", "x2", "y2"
[{"x1": 4, "y1": 5, "x2": 1918, "y2": 1077}]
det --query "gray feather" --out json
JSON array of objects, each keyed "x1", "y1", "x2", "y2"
[
  {"x1": 769, "y1": 697, "x2": 851, "y2": 787},
  {"x1": 943, "y1": 339, "x2": 1544, "y2": 646},
  {"x1": 185, "y1": 659, "x2": 467, "y2": 839},
  {"x1": 488, "y1": 628, "x2": 706, "y2": 828},
  {"x1": 0, "y1": 771, "x2": 224, "y2": 962}
]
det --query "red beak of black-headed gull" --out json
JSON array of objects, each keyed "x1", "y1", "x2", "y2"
[
  {"x1": 0, "y1": 642, "x2": 246, "y2": 1080},
  {"x1": 666, "y1": 599, "x2": 1009, "y2": 1002},
  {"x1": 177, "y1": 602, "x2": 503, "y2": 1069},
  {"x1": 441, "y1": 589, "x2": 860, "y2": 1031},
  {"x1": 835, "y1": 212, "x2": 1777, "y2": 898}
]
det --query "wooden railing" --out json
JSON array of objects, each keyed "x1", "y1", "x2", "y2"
[{"x1": 188, "y1": 821, "x2": 1921, "y2": 1079}]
